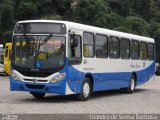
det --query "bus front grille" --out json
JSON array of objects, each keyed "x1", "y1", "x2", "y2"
[{"x1": 23, "y1": 79, "x2": 48, "y2": 83}]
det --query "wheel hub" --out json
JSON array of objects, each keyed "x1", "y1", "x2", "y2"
[{"x1": 83, "y1": 82, "x2": 90, "y2": 98}]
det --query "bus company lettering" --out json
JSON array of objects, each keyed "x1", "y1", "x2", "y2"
[
  {"x1": 83, "y1": 68, "x2": 95, "y2": 71},
  {"x1": 83, "y1": 59, "x2": 88, "y2": 64},
  {"x1": 130, "y1": 63, "x2": 140, "y2": 68}
]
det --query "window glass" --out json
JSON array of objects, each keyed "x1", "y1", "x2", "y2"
[
  {"x1": 95, "y1": 34, "x2": 108, "y2": 58},
  {"x1": 9, "y1": 50, "x2": 11, "y2": 60},
  {"x1": 5, "y1": 46, "x2": 8, "y2": 58},
  {"x1": 13, "y1": 35, "x2": 65, "y2": 69},
  {"x1": 120, "y1": 38, "x2": 130, "y2": 59},
  {"x1": 108, "y1": 36, "x2": 120, "y2": 58},
  {"x1": 148, "y1": 43, "x2": 154, "y2": 60},
  {"x1": 83, "y1": 32, "x2": 94, "y2": 57},
  {"x1": 68, "y1": 35, "x2": 82, "y2": 64},
  {"x1": 140, "y1": 42, "x2": 147, "y2": 60},
  {"x1": 130, "y1": 40, "x2": 139, "y2": 60},
  {"x1": 0, "y1": 47, "x2": 4, "y2": 64}
]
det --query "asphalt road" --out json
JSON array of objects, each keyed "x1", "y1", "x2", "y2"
[{"x1": 0, "y1": 75, "x2": 160, "y2": 114}]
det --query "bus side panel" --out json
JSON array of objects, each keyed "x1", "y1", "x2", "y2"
[
  {"x1": 67, "y1": 66, "x2": 130, "y2": 93},
  {"x1": 93, "y1": 72, "x2": 130, "y2": 91},
  {"x1": 136, "y1": 61, "x2": 155, "y2": 86},
  {"x1": 67, "y1": 65, "x2": 84, "y2": 94},
  {"x1": 67, "y1": 61, "x2": 155, "y2": 93}
]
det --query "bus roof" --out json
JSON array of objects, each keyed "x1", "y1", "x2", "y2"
[{"x1": 17, "y1": 20, "x2": 154, "y2": 43}]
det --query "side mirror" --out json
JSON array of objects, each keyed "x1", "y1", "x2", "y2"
[{"x1": 70, "y1": 34, "x2": 78, "y2": 48}]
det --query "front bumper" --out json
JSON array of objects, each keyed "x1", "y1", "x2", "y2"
[{"x1": 10, "y1": 77, "x2": 66, "y2": 95}]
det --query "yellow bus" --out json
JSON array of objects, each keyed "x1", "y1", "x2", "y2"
[{"x1": 4, "y1": 43, "x2": 12, "y2": 75}]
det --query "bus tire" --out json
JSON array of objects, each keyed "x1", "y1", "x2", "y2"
[
  {"x1": 126, "y1": 75, "x2": 136, "y2": 94},
  {"x1": 77, "y1": 77, "x2": 91, "y2": 101},
  {"x1": 31, "y1": 92, "x2": 45, "y2": 99}
]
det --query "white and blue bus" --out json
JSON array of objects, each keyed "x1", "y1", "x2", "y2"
[{"x1": 10, "y1": 20, "x2": 155, "y2": 101}]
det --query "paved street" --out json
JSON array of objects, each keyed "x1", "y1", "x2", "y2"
[{"x1": 0, "y1": 75, "x2": 160, "y2": 114}]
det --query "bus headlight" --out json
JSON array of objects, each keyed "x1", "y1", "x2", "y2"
[
  {"x1": 11, "y1": 71, "x2": 22, "y2": 81},
  {"x1": 49, "y1": 73, "x2": 66, "y2": 83}
]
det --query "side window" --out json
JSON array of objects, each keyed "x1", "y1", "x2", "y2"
[
  {"x1": 5, "y1": 46, "x2": 8, "y2": 58},
  {"x1": 108, "y1": 36, "x2": 120, "y2": 59},
  {"x1": 83, "y1": 32, "x2": 94, "y2": 57},
  {"x1": 140, "y1": 41, "x2": 147, "y2": 60},
  {"x1": 120, "y1": 38, "x2": 130, "y2": 59},
  {"x1": 148, "y1": 43, "x2": 154, "y2": 60},
  {"x1": 130, "y1": 40, "x2": 139, "y2": 60},
  {"x1": 9, "y1": 50, "x2": 11, "y2": 60},
  {"x1": 95, "y1": 34, "x2": 108, "y2": 58},
  {"x1": 68, "y1": 35, "x2": 82, "y2": 64}
]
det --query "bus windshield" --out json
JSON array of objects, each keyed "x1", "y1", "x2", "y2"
[{"x1": 12, "y1": 35, "x2": 65, "y2": 69}]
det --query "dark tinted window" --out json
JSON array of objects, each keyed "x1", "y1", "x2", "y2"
[
  {"x1": 83, "y1": 32, "x2": 94, "y2": 57},
  {"x1": 130, "y1": 40, "x2": 139, "y2": 60},
  {"x1": 68, "y1": 35, "x2": 82, "y2": 64},
  {"x1": 5, "y1": 46, "x2": 8, "y2": 58},
  {"x1": 9, "y1": 50, "x2": 11, "y2": 60},
  {"x1": 120, "y1": 38, "x2": 130, "y2": 59},
  {"x1": 95, "y1": 34, "x2": 108, "y2": 58},
  {"x1": 108, "y1": 36, "x2": 120, "y2": 58},
  {"x1": 140, "y1": 42, "x2": 147, "y2": 60},
  {"x1": 148, "y1": 43, "x2": 154, "y2": 60}
]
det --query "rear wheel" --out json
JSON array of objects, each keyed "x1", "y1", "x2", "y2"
[
  {"x1": 126, "y1": 75, "x2": 136, "y2": 94},
  {"x1": 77, "y1": 77, "x2": 91, "y2": 101},
  {"x1": 31, "y1": 92, "x2": 45, "y2": 99}
]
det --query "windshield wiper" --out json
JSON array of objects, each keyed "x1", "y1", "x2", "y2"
[
  {"x1": 36, "y1": 34, "x2": 53, "y2": 62},
  {"x1": 38, "y1": 34, "x2": 53, "y2": 47}
]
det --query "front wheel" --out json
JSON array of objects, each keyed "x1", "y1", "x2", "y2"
[
  {"x1": 125, "y1": 75, "x2": 136, "y2": 94},
  {"x1": 31, "y1": 92, "x2": 46, "y2": 99},
  {"x1": 77, "y1": 77, "x2": 91, "y2": 101}
]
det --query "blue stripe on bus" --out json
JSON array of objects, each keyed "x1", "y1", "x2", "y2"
[
  {"x1": 67, "y1": 61, "x2": 155, "y2": 93},
  {"x1": 10, "y1": 60, "x2": 155, "y2": 94}
]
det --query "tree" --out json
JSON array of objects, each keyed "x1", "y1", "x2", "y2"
[
  {"x1": 148, "y1": 0, "x2": 160, "y2": 22},
  {"x1": 0, "y1": 2, "x2": 14, "y2": 44},
  {"x1": 94, "y1": 11, "x2": 124, "y2": 30},
  {"x1": 15, "y1": 2, "x2": 38, "y2": 20},
  {"x1": 0, "y1": 3, "x2": 14, "y2": 32},
  {"x1": 41, "y1": 14, "x2": 62, "y2": 20},
  {"x1": 68, "y1": 0, "x2": 110, "y2": 25},
  {"x1": 148, "y1": 21, "x2": 160, "y2": 37},
  {"x1": 123, "y1": 16, "x2": 149, "y2": 36}
]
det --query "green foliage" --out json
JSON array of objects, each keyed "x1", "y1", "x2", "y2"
[
  {"x1": 41, "y1": 15, "x2": 62, "y2": 20},
  {"x1": 0, "y1": 0, "x2": 160, "y2": 61},
  {"x1": 74, "y1": 0, "x2": 110, "y2": 25},
  {"x1": 94, "y1": 12, "x2": 124, "y2": 30},
  {"x1": 15, "y1": 2, "x2": 38, "y2": 20},
  {"x1": 123, "y1": 16, "x2": 149, "y2": 36},
  {"x1": 0, "y1": 2, "x2": 14, "y2": 32},
  {"x1": 148, "y1": 21, "x2": 160, "y2": 37}
]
